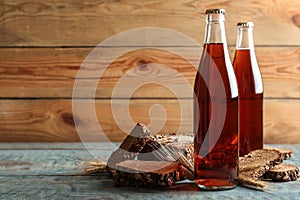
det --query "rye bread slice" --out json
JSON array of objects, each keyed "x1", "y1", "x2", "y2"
[
  {"x1": 265, "y1": 147, "x2": 293, "y2": 160},
  {"x1": 106, "y1": 123, "x2": 151, "y2": 174},
  {"x1": 237, "y1": 148, "x2": 284, "y2": 189},
  {"x1": 264, "y1": 163, "x2": 299, "y2": 182},
  {"x1": 112, "y1": 160, "x2": 184, "y2": 187},
  {"x1": 137, "y1": 133, "x2": 194, "y2": 179},
  {"x1": 239, "y1": 149, "x2": 284, "y2": 179},
  {"x1": 138, "y1": 133, "x2": 193, "y2": 160}
]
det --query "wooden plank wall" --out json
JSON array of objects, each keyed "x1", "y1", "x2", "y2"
[{"x1": 0, "y1": 0, "x2": 300, "y2": 143}]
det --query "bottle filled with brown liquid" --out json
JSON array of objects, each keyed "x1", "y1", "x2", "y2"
[
  {"x1": 194, "y1": 9, "x2": 239, "y2": 190},
  {"x1": 233, "y1": 22, "x2": 264, "y2": 156}
]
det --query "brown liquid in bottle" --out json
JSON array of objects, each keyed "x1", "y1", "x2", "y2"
[
  {"x1": 194, "y1": 43, "x2": 238, "y2": 190},
  {"x1": 233, "y1": 49, "x2": 263, "y2": 156}
]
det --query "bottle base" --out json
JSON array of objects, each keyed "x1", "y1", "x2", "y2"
[{"x1": 195, "y1": 178, "x2": 237, "y2": 191}]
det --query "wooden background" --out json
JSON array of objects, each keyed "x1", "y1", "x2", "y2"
[{"x1": 0, "y1": 0, "x2": 300, "y2": 143}]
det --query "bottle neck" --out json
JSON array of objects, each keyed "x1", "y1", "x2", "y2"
[
  {"x1": 202, "y1": 13, "x2": 238, "y2": 99},
  {"x1": 236, "y1": 26, "x2": 254, "y2": 50},
  {"x1": 204, "y1": 14, "x2": 227, "y2": 44}
]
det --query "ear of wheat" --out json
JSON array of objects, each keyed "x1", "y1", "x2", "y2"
[{"x1": 147, "y1": 142, "x2": 194, "y2": 175}]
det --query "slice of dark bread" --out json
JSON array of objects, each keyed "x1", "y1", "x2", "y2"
[
  {"x1": 264, "y1": 163, "x2": 299, "y2": 182},
  {"x1": 137, "y1": 133, "x2": 194, "y2": 179},
  {"x1": 265, "y1": 147, "x2": 293, "y2": 160},
  {"x1": 239, "y1": 149, "x2": 284, "y2": 179},
  {"x1": 106, "y1": 122, "x2": 151, "y2": 174},
  {"x1": 237, "y1": 148, "x2": 285, "y2": 189},
  {"x1": 112, "y1": 160, "x2": 184, "y2": 187}
]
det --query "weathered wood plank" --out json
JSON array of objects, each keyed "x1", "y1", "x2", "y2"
[
  {"x1": 0, "y1": 144, "x2": 299, "y2": 199},
  {"x1": 0, "y1": 0, "x2": 300, "y2": 46},
  {"x1": 0, "y1": 142, "x2": 118, "y2": 150},
  {"x1": 0, "y1": 99, "x2": 193, "y2": 142},
  {"x1": 0, "y1": 47, "x2": 299, "y2": 98},
  {"x1": 264, "y1": 99, "x2": 300, "y2": 144},
  {"x1": 1, "y1": 175, "x2": 299, "y2": 200},
  {"x1": 0, "y1": 47, "x2": 199, "y2": 99},
  {"x1": 0, "y1": 149, "x2": 109, "y2": 175},
  {"x1": 0, "y1": 99, "x2": 299, "y2": 143},
  {"x1": 0, "y1": 142, "x2": 296, "y2": 151},
  {"x1": 0, "y1": 143, "x2": 299, "y2": 175}
]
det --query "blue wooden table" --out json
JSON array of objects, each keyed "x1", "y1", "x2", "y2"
[{"x1": 0, "y1": 143, "x2": 300, "y2": 200}]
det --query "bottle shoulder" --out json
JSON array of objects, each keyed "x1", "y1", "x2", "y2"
[
  {"x1": 233, "y1": 49, "x2": 264, "y2": 94},
  {"x1": 199, "y1": 43, "x2": 238, "y2": 98}
]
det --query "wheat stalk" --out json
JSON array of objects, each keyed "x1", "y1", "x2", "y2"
[{"x1": 147, "y1": 142, "x2": 194, "y2": 174}]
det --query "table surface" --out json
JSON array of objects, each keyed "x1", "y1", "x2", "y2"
[{"x1": 0, "y1": 143, "x2": 300, "y2": 200}]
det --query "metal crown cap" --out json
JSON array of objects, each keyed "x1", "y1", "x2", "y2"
[
  {"x1": 237, "y1": 22, "x2": 254, "y2": 27},
  {"x1": 205, "y1": 9, "x2": 226, "y2": 15}
]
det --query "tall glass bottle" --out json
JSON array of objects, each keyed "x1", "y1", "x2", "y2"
[
  {"x1": 194, "y1": 9, "x2": 239, "y2": 190},
  {"x1": 233, "y1": 22, "x2": 263, "y2": 156}
]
